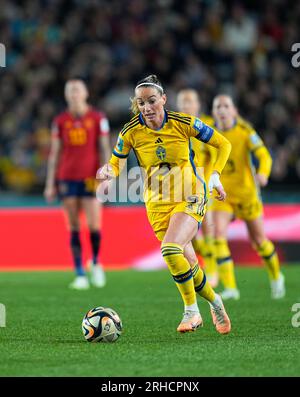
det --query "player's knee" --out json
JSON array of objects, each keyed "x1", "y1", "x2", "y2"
[
  {"x1": 254, "y1": 239, "x2": 275, "y2": 256},
  {"x1": 184, "y1": 249, "x2": 197, "y2": 266},
  {"x1": 88, "y1": 224, "x2": 100, "y2": 232},
  {"x1": 251, "y1": 235, "x2": 265, "y2": 250},
  {"x1": 214, "y1": 237, "x2": 227, "y2": 246},
  {"x1": 213, "y1": 225, "x2": 226, "y2": 239},
  {"x1": 68, "y1": 218, "x2": 80, "y2": 230}
]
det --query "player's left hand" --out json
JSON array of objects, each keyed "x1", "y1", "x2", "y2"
[
  {"x1": 208, "y1": 171, "x2": 226, "y2": 201},
  {"x1": 256, "y1": 173, "x2": 268, "y2": 187}
]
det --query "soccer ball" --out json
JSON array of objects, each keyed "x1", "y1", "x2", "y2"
[{"x1": 82, "y1": 306, "x2": 122, "y2": 343}]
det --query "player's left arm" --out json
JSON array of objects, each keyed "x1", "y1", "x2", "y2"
[
  {"x1": 248, "y1": 131, "x2": 272, "y2": 187},
  {"x1": 188, "y1": 117, "x2": 232, "y2": 200},
  {"x1": 98, "y1": 114, "x2": 111, "y2": 164}
]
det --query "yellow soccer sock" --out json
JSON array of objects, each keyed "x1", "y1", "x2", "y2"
[
  {"x1": 215, "y1": 238, "x2": 237, "y2": 289},
  {"x1": 191, "y1": 262, "x2": 216, "y2": 303},
  {"x1": 192, "y1": 236, "x2": 205, "y2": 256},
  {"x1": 161, "y1": 243, "x2": 197, "y2": 306},
  {"x1": 203, "y1": 236, "x2": 217, "y2": 277},
  {"x1": 256, "y1": 240, "x2": 280, "y2": 281}
]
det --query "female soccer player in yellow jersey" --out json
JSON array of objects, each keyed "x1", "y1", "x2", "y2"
[
  {"x1": 98, "y1": 75, "x2": 232, "y2": 334},
  {"x1": 176, "y1": 89, "x2": 219, "y2": 288},
  {"x1": 210, "y1": 94, "x2": 285, "y2": 300}
]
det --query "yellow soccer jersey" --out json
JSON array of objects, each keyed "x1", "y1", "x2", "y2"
[
  {"x1": 191, "y1": 114, "x2": 218, "y2": 183},
  {"x1": 109, "y1": 110, "x2": 231, "y2": 212},
  {"x1": 205, "y1": 116, "x2": 272, "y2": 202}
]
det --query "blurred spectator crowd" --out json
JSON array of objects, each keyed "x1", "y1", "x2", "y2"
[{"x1": 0, "y1": 0, "x2": 299, "y2": 193}]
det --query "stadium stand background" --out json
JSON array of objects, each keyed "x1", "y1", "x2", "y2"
[{"x1": 0, "y1": 0, "x2": 299, "y2": 197}]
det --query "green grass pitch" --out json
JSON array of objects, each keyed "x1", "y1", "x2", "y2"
[{"x1": 0, "y1": 266, "x2": 300, "y2": 377}]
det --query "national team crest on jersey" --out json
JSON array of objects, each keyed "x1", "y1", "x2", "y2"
[{"x1": 156, "y1": 146, "x2": 166, "y2": 161}]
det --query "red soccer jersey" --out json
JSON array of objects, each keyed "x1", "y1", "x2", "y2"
[{"x1": 52, "y1": 107, "x2": 109, "y2": 180}]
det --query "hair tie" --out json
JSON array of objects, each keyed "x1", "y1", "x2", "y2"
[{"x1": 135, "y1": 82, "x2": 164, "y2": 92}]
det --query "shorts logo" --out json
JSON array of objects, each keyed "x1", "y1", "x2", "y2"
[
  {"x1": 187, "y1": 195, "x2": 199, "y2": 203},
  {"x1": 156, "y1": 146, "x2": 166, "y2": 161},
  {"x1": 186, "y1": 197, "x2": 207, "y2": 216}
]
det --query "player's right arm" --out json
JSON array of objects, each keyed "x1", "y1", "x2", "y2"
[
  {"x1": 44, "y1": 119, "x2": 62, "y2": 203},
  {"x1": 188, "y1": 117, "x2": 231, "y2": 201},
  {"x1": 247, "y1": 129, "x2": 272, "y2": 187},
  {"x1": 97, "y1": 130, "x2": 132, "y2": 181}
]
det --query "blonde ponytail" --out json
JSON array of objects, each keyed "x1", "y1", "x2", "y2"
[{"x1": 130, "y1": 96, "x2": 139, "y2": 115}]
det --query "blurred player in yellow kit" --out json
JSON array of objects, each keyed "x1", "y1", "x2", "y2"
[
  {"x1": 98, "y1": 75, "x2": 232, "y2": 334},
  {"x1": 209, "y1": 94, "x2": 285, "y2": 300},
  {"x1": 176, "y1": 89, "x2": 219, "y2": 287}
]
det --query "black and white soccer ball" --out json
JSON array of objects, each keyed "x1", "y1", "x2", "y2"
[{"x1": 82, "y1": 306, "x2": 122, "y2": 343}]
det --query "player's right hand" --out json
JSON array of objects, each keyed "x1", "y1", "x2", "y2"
[
  {"x1": 214, "y1": 184, "x2": 226, "y2": 201},
  {"x1": 97, "y1": 163, "x2": 115, "y2": 181},
  {"x1": 208, "y1": 171, "x2": 226, "y2": 201},
  {"x1": 44, "y1": 185, "x2": 56, "y2": 203},
  {"x1": 256, "y1": 173, "x2": 268, "y2": 187}
]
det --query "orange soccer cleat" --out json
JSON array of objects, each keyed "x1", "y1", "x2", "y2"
[
  {"x1": 210, "y1": 294, "x2": 231, "y2": 334},
  {"x1": 177, "y1": 311, "x2": 203, "y2": 333}
]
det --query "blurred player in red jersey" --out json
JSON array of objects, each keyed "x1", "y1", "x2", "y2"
[{"x1": 44, "y1": 78, "x2": 111, "y2": 290}]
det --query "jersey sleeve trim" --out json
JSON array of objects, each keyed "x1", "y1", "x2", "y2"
[
  {"x1": 112, "y1": 149, "x2": 129, "y2": 159},
  {"x1": 251, "y1": 144, "x2": 264, "y2": 153}
]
